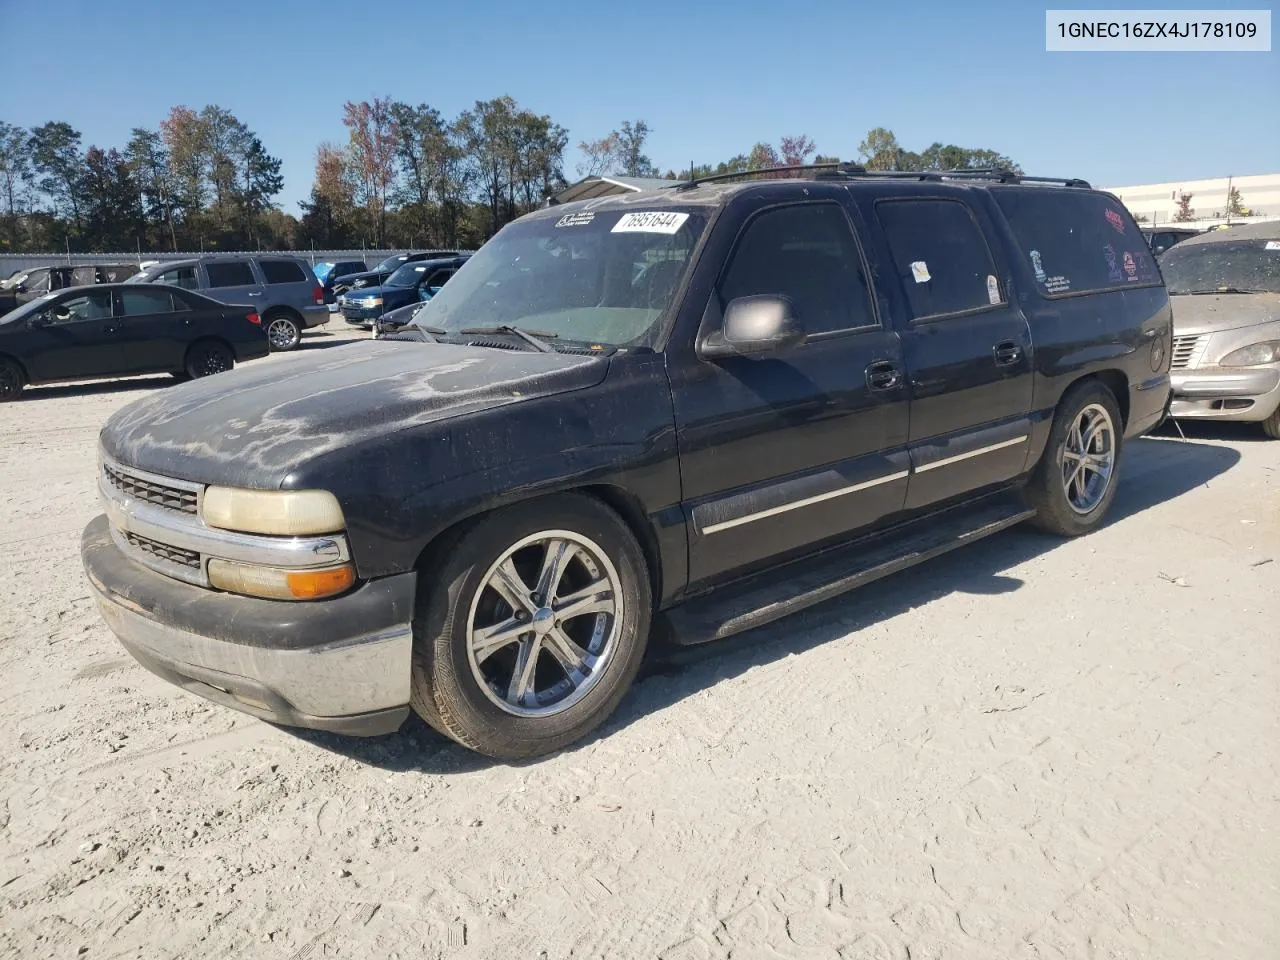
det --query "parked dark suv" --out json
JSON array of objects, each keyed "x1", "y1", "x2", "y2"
[{"x1": 82, "y1": 165, "x2": 1172, "y2": 759}]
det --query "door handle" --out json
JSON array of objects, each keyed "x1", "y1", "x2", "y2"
[
  {"x1": 865, "y1": 360, "x2": 903, "y2": 392},
  {"x1": 993, "y1": 340, "x2": 1022, "y2": 366}
]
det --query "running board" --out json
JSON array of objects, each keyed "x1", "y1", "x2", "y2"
[{"x1": 662, "y1": 493, "x2": 1036, "y2": 646}]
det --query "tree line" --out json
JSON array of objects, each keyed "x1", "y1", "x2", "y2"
[{"x1": 0, "y1": 101, "x2": 1022, "y2": 255}]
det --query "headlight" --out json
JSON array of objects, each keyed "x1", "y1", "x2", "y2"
[
  {"x1": 359, "y1": 297, "x2": 383, "y2": 307},
  {"x1": 208, "y1": 559, "x2": 355, "y2": 601},
  {"x1": 201, "y1": 487, "x2": 345, "y2": 535},
  {"x1": 1220, "y1": 341, "x2": 1280, "y2": 366}
]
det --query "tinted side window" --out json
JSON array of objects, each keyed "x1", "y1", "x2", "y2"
[
  {"x1": 205, "y1": 261, "x2": 256, "y2": 288},
  {"x1": 259, "y1": 259, "x2": 307, "y2": 284},
  {"x1": 992, "y1": 189, "x2": 1160, "y2": 296},
  {"x1": 876, "y1": 199, "x2": 1003, "y2": 320},
  {"x1": 120, "y1": 290, "x2": 180, "y2": 316},
  {"x1": 48, "y1": 291, "x2": 113, "y2": 325},
  {"x1": 719, "y1": 203, "x2": 875, "y2": 336},
  {"x1": 157, "y1": 266, "x2": 200, "y2": 289}
]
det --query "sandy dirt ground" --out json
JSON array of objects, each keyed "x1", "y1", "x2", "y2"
[{"x1": 1, "y1": 320, "x2": 1277, "y2": 959}]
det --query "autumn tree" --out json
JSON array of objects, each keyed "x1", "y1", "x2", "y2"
[
  {"x1": 779, "y1": 135, "x2": 817, "y2": 167},
  {"x1": 1173, "y1": 192, "x2": 1195, "y2": 222},
  {"x1": 80, "y1": 146, "x2": 143, "y2": 251},
  {"x1": 1226, "y1": 185, "x2": 1249, "y2": 217},
  {"x1": 577, "y1": 132, "x2": 620, "y2": 178},
  {"x1": 0, "y1": 121, "x2": 31, "y2": 248},
  {"x1": 343, "y1": 97, "x2": 399, "y2": 246},
  {"x1": 28, "y1": 122, "x2": 84, "y2": 231},
  {"x1": 160, "y1": 106, "x2": 208, "y2": 219},
  {"x1": 125, "y1": 127, "x2": 177, "y2": 250}
]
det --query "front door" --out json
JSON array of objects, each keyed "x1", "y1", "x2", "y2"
[
  {"x1": 22, "y1": 290, "x2": 117, "y2": 381},
  {"x1": 867, "y1": 196, "x2": 1034, "y2": 509},
  {"x1": 669, "y1": 196, "x2": 911, "y2": 588},
  {"x1": 201, "y1": 259, "x2": 264, "y2": 307}
]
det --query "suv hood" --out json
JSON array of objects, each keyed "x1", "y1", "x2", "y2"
[
  {"x1": 1169, "y1": 292, "x2": 1280, "y2": 336},
  {"x1": 100, "y1": 340, "x2": 608, "y2": 487},
  {"x1": 334, "y1": 270, "x2": 385, "y2": 290}
]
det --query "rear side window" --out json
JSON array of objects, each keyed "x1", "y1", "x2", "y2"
[
  {"x1": 993, "y1": 189, "x2": 1160, "y2": 296},
  {"x1": 259, "y1": 259, "x2": 307, "y2": 284},
  {"x1": 156, "y1": 266, "x2": 199, "y2": 290},
  {"x1": 205, "y1": 261, "x2": 256, "y2": 288},
  {"x1": 875, "y1": 199, "x2": 1003, "y2": 320},
  {"x1": 120, "y1": 290, "x2": 184, "y2": 315},
  {"x1": 719, "y1": 203, "x2": 875, "y2": 336}
]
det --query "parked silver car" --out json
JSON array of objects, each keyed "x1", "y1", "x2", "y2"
[
  {"x1": 1161, "y1": 221, "x2": 1280, "y2": 438},
  {"x1": 128, "y1": 255, "x2": 327, "y2": 351}
]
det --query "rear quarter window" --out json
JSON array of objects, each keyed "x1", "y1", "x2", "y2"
[
  {"x1": 258, "y1": 260, "x2": 308, "y2": 284},
  {"x1": 992, "y1": 189, "x2": 1160, "y2": 297},
  {"x1": 205, "y1": 261, "x2": 257, "y2": 288}
]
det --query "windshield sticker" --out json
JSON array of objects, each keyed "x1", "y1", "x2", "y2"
[
  {"x1": 556, "y1": 212, "x2": 595, "y2": 228},
  {"x1": 910, "y1": 260, "x2": 931, "y2": 283},
  {"x1": 1122, "y1": 251, "x2": 1138, "y2": 281},
  {"x1": 1045, "y1": 276, "x2": 1071, "y2": 294},
  {"x1": 986, "y1": 275, "x2": 1000, "y2": 304},
  {"x1": 1029, "y1": 250, "x2": 1047, "y2": 282},
  {"x1": 1105, "y1": 208, "x2": 1126, "y2": 234},
  {"x1": 1266, "y1": 241, "x2": 1280, "y2": 251},
  {"x1": 612, "y1": 211, "x2": 690, "y2": 234},
  {"x1": 1103, "y1": 244, "x2": 1123, "y2": 283}
]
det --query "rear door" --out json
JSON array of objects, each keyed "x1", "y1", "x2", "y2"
[
  {"x1": 112, "y1": 287, "x2": 189, "y2": 372},
  {"x1": 866, "y1": 194, "x2": 1034, "y2": 510},
  {"x1": 201, "y1": 259, "x2": 264, "y2": 307},
  {"x1": 669, "y1": 193, "x2": 912, "y2": 588}
]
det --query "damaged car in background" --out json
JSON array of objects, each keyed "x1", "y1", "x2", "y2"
[{"x1": 1160, "y1": 221, "x2": 1280, "y2": 438}]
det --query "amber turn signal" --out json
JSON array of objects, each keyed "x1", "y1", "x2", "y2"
[
  {"x1": 286, "y1": 565, "x2": 356, "y2": 599},
  {"x1": 208, "y1": 559, "x2": 356, "y2": 601}
]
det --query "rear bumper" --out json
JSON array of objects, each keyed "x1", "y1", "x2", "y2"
[
  {"x1": 235, "y1": 337, "x2": 270, "y2": 362},
  {"x1": 1170, "y1": 365, "x2": 1280, "y2": 422},
  {"x1": 81, "y1": 515, "x2": 415, "y2": 736},
  {"x1": 300, "y1": 304, "x2": 330, "y2": 329},
  {"x1": 1126, "y1": 372, "x2": 1173, "y2": 438}
]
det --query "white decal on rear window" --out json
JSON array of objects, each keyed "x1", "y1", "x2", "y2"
[
  {"x1": 987, "y1": 275, "x2": 1000, "y2": 304},
  {"x1": 612, "y1": 211, "x2": 690, "y2": 234},
  {"x1": 1029, "y1": 250, "x2": 1046, "y2": 282},
  {"x1": 1265, "y1": 241, "x2": 1280, "y2": 251},
  {"x1": 1045, "y1": 276, "x2": 1071, "y2": 294},
  {"x1": 910, "y1": 261, "x2": 931, "y2": 284},
  {"x1": 556, "y1": 212, "x2": 595, "y2": 227}
]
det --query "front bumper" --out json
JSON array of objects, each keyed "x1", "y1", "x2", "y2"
[
  {"x1": 1170, "y1": 364, "x2": 1280, "y2": 423},
  {"x1": 341, "y1": 303, "x2": 381, "y2": 325},
  {"x1": 81, "y1": 515, "x2": 415, "y2": 736}
]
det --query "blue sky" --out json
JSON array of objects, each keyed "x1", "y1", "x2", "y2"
[{"x1": 1, "y1": 0, "x2": 1276, "y2": 213}]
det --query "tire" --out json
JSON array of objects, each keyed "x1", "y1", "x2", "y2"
[
  {"x1": 184, "y1": 340, "x2": 235, "y2": 379},
  {"x1": 0, "y1": 357, "x2": 24, "y2": 402},
  {"x1": 409, "y1": 493, "x2": 652, "y2": 759},
  {"x1": 1025, "y1": 379, "x2": 1124, "y2": 537},
  {"x1": 1262, "y1": 407, "x2": 1280, "y2": 440},
  {"x1": 265, "y1": 314, "x2": 302, "y2": 351}
]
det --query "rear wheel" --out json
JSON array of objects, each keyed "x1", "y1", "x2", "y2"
[
  {"x1": 1025, "y1": 380, "x2": 1124, "y2": 536},
  {"x1": 266, "y1": 314, "x2": 301, "y2": 351},
  {"x1": 184, "y1": 340, "x2": 234, "y2": 379},
  {"x1": 0, "y1": 358, "x2": 24, "y2": 401},
  {"x1": 410, "y1": 494, "x2": 651, "y2": 759}
]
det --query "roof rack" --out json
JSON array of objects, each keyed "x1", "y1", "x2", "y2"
[{"x1": 670, "y1": 162, "x2": 1090, "y2": 190}]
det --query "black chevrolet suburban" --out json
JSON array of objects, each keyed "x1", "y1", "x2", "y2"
[{"x1": 81, "y1": 166, "x2": 1173, "y2": 758}]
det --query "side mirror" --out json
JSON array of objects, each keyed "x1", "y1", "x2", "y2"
[
  {"x1": 15, "y1": 283, "x2": 27, "y2": 294},
  {"x1": 699, "y1": 295, "x2": 806, "y2": 359}
]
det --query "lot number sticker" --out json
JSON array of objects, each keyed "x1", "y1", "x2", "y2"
[
  {"x1": 612, "y1": 212, "x2": 690, "y2": 234},
  {"x1": 1266, "y1": 241, "x2": 1280, "y2": 251}
]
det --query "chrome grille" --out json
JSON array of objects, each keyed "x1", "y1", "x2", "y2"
[
  {"x1": 103, "y1": 462, "x2": 198, "y2": 514},
  {"x1": 1171, "y1": 335, "x2": 1206, "y2": 370},
  {"x1": 122, "y1": 531, "x2": 201, "y2": 569}
]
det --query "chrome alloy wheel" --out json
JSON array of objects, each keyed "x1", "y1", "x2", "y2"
[
  {"x1": 1061, "y1": 402, "x2": 1116, "y2": 514},
  {"x1": 466, "y1": 530, "x2": 623, "y2": 717},
  {"x1": 267, "y1": 317, "x2": 300, "y2": 350}
]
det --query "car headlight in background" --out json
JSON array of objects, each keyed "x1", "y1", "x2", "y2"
[
  {"x1": 201, "y1": 487, "x2": 345, "y2": 536},
  {"x1": 1220, "y1": 341, "x2": 1280, "y2": 367},
  {"x1": 358, "y1": 297, "x2": 383, "y2": 308}
]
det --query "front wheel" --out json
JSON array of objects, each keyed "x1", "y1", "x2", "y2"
[
  {"x1": 410, "y1": 494, "x2": 652, "y2": 759},
  {"x1": 1025, "y1": 380, "x2": 1124, "y2": 537},
  {"x1": 0, "y1": 358, "x2": 24, "y2": 401},
  {"x1": 266, "y1": 315, "x2": 302, "y2": 351},
  {"x1": 1262, "y1": 407, "x2": 1280, "y2": 440}
]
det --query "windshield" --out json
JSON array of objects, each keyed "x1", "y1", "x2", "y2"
[
  {"x1": 1160, "y1": 239, "x2": 1280, "y2": 295},
  {"x1": 385, "y1": 263, "x2": 428, "y2": 288},
  {"x1": 409, "y1": 207, "x2": 708, "y2": 347},
  {"x1": 375, "y1": 254, "x2": 408, "y2": 273}
]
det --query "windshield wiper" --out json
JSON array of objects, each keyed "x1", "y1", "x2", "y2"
[
  {"x1": 1175, "y1": 287, "x2": 1266, "y2": 296},
  {"x1": 459, "y1": 324, "x2": 558, "y2": 353}
]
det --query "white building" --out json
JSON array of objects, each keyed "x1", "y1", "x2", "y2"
[{"x1": 1099, "y1": 173, "x2": 1280, "y2": 227}]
